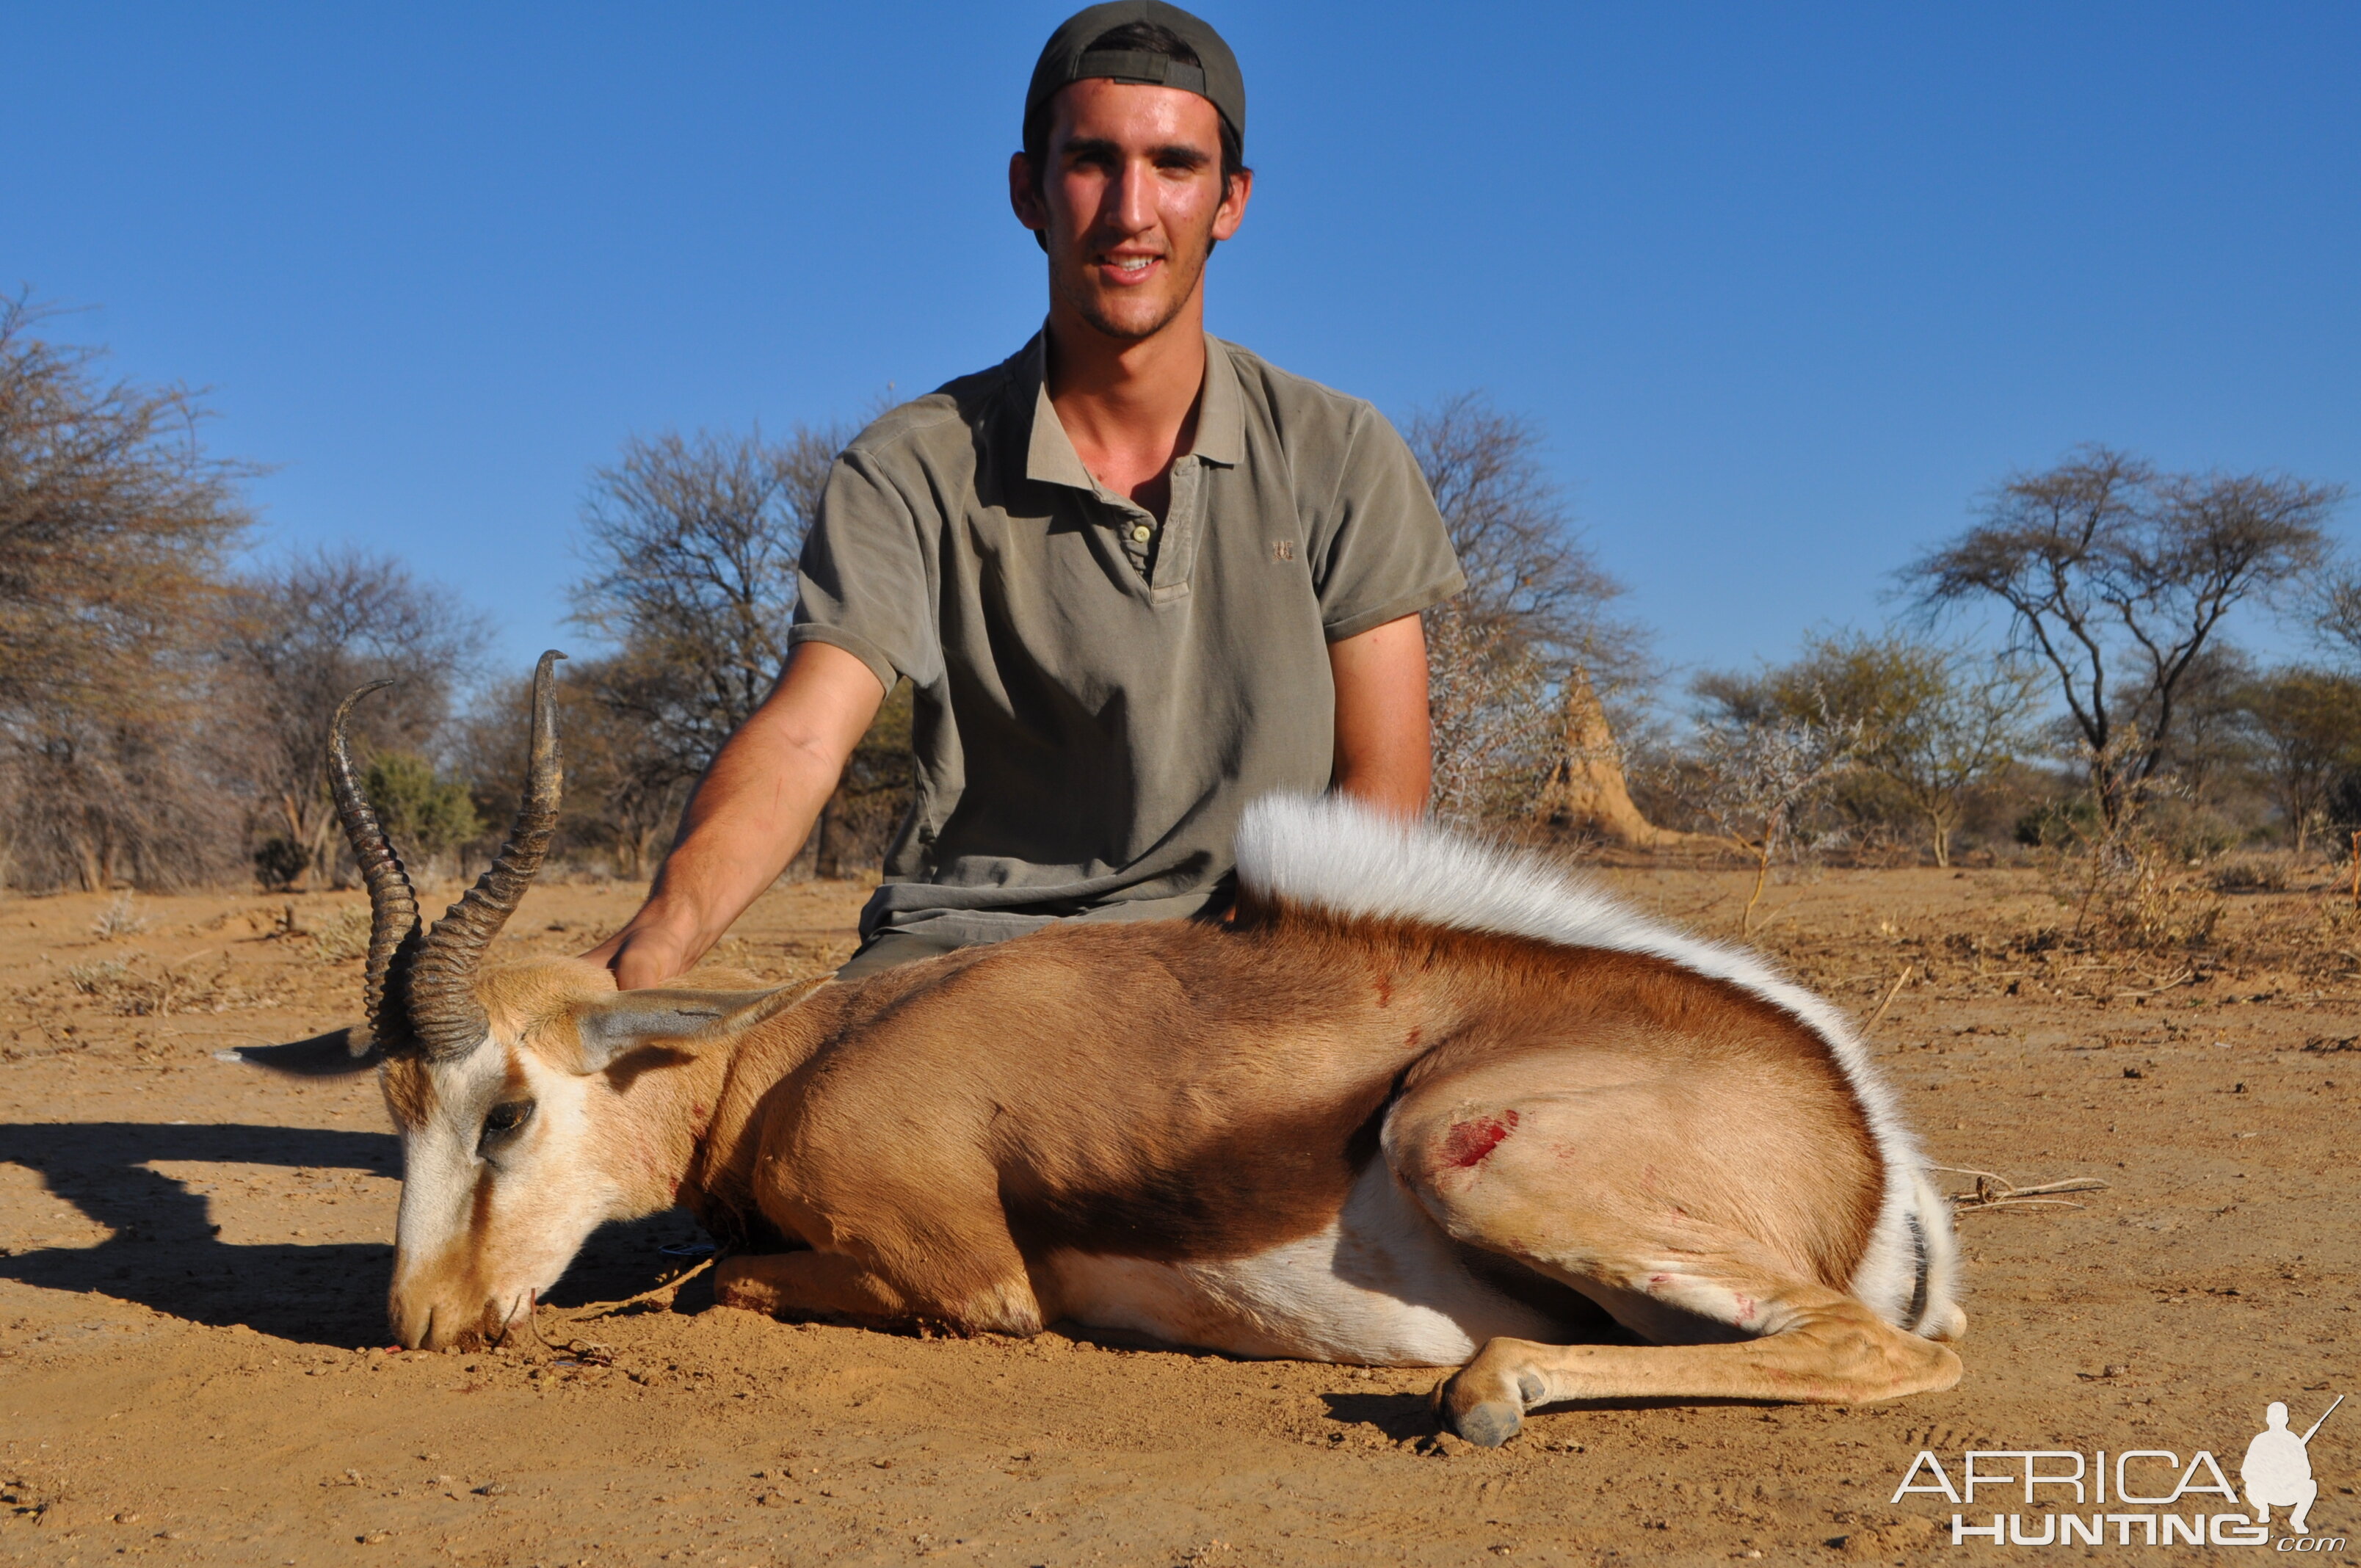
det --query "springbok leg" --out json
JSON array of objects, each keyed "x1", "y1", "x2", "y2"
[
  {"x1": 714, "y1": 1250, "x2": 1048, "y2": 1337},
  {"x1": 1383, "y1": 1044, "x2": 1959, "y2": 1444},
  {"x1": 1436, "y1": 1283, "x2": 1961, "y2": 1445},
  {"x1": 716, "y1": 1252, "x2": 912, "y2": 1321},
  {"x1": 703, "y1": 1246, "x2": 1048, "y2": 1332}
]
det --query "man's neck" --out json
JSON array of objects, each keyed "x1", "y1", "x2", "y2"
[{"x1": 1044, "y1": 304, "x2": 1207, "y2": 521}]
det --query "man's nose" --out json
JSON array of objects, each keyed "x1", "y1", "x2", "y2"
[{"x1": 1105, "y1": 159, "x2": 1158, "y2": 237}]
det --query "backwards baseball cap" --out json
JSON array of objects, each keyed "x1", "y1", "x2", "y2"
[{"x1": 1024, "y1": 1, "x2": 1246, "y2": 153}]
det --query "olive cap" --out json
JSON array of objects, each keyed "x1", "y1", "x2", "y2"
[{"x1": 1025, "y1": 1, "x2": 1245, "y2": 151}]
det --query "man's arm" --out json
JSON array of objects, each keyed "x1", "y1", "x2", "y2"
[
  {"x1": 583, "y1": 641, "x2": 886, "y2": 990},
  {"x1": 1328, "y1": 612, "x2": 1431, "y2": 819}
]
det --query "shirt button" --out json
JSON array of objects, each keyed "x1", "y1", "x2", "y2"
[{"x1": 1131, "y1": 525, "x2": 1152, "y2": 543}]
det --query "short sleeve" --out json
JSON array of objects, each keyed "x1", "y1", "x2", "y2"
[
  {"x1": 789, "y1": 447, "x2": 943, "y2": 692},
  {"x1": 1310, "y1": 407, "x2": 1466, "y2": 642}
]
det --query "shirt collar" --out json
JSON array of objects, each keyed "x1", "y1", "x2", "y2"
[
  {"x1": 1192, "y1": 335, "x2": 1244, "y2": 467},
  {"x1": 1020, "y1": 327, "x2": 1244, "y2": 493}
]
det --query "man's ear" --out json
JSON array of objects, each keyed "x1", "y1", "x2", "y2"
[
  {"x1": 1211, "y1": 163, "x2": 1252, "y2": 242},
  {"x1": 217, "y1": 1025, "x2": 381, "y2": 1076},
  {"x1": 570, "y1": 989, "x2": 767, "y2": 1075},
  {"x1": 1009, "y1": 150, "x2": 1049, "y2": 243}
]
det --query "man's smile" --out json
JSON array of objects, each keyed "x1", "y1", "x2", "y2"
[{"x1": 1097, "y1": 252, "x2": 1164, "y2": 283}]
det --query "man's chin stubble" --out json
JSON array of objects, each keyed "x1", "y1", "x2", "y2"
[
  {"x1": 1075, "y1": 300, "x2": 1185, "y2": 344},
  {"x1": 1056, "y1": 258, "x2": 1205, "y2": 345}
]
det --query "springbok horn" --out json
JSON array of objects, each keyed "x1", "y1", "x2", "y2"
[
  {"x1": 327, "y1": 679, "x2": 421, "y2": 1056},
  {"x1": 405, "y1": 650, "x2": 566, "y2": 1061}
]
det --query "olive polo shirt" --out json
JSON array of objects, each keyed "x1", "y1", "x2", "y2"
[{"x1": 788, "y1": 327, "x2": 1464, "y2": 953}]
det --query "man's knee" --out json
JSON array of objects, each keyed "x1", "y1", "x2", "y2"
[{"x1": 834, "y1": 930, "x2": 971, "y2": 981}]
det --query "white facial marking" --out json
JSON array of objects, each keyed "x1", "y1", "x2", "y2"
[{"x1": 388, "y1": 1033, "x2": 628, "y2": 1347}]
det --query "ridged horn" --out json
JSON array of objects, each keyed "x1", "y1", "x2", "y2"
[
  {"x1": 405, "y1": 650, "x2": 566, "y2": 1061},
  {"x1": 327, "y1": 679, "x2": 420, "y2": 1056}
]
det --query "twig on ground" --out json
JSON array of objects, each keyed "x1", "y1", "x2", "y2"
[
  {"x1": 1860, "y1": 966, "x2": 1913, "y2": 1036},
  {"x1": 570, "y1": 1255, "x2": 716, "y2": 1321},
  {"x1": 1929, "y1": 1164, "x2": 2109, "y2": 1216},
  {"x1": 522, "y1": 1290, "x2": 616, "y2": 1365}
]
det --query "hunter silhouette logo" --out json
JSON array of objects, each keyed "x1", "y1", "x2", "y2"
[
  {"x1": 1889, "y1": 1394, "x2": 2344, "y2": 1548},
  {"x1": 2246, "y1": 1396, "x2": 2340, "y2": 1536}
]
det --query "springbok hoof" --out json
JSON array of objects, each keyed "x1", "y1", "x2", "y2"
[
  {"x1": 1434, "y1": 1366, "x2": 1539, "y2": 1448},
  {"x1": 1450, "y1": 1398, "x2": 1523, "y2": 1448}
]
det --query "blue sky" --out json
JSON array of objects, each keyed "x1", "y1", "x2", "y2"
[{"x1": 7, "y1": 3, "x2": 2357, "y2": 692}]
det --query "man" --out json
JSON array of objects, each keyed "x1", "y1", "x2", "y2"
[{"x1": 590, "y1": 1, "x2": 1463, "y2": 988}]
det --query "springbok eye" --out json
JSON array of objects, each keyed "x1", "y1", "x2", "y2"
[{"x1": 481, "y1": 1101, "x2": 534, "y2": 1142}]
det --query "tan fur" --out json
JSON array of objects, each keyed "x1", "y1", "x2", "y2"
[{"x1": 380, "y1": 905, "x2": 1960, "y2": 1440}]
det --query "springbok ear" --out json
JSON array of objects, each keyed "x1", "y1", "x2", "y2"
[
  {"x1": 570, "y1": 989, "x2": 766, "y2": 1075},
  {"x1": 216, "y1": 1024, "x2": 382, "y2": 1076}
]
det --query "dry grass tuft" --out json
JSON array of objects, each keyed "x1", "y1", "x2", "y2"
[
  {"x1": 305, "y1": 908, "x2": 372, "y2": 965},
  {"x1": 2052, "y1": 831, "x2": 2223, "y2": 952},
  {"x1": 2207, "y1": 853, "x2": 2293, "y2": 895},
  {"x1": 63, "y1": 950, "x2": 265, "y2": 1015},
  {"x1": 87, "y1": 893, "x2": 153, "y2": 941}
]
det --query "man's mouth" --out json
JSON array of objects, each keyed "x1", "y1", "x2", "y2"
[{"x1": 1098, "y1": 254, "x2": 1162, "y2": 282}]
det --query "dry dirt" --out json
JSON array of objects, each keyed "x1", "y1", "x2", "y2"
[{"x1": 1, "y1": 863, "x2": 2354, "y2": 1567}]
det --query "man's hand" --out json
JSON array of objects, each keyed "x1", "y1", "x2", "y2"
[
  {"x1": 1328, "y1": 613, "x2": 1432, "y2": 819},
  {"x1": 581, "y1": 906, "x2": 706, "y2": 995},
  {"x1": 582, "y1": 641, "x2": 886, "y2": 990}
]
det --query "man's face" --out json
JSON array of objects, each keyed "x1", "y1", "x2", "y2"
[{"x1": 1012, "y1": 78, "x2": 1251, "y2": 345}]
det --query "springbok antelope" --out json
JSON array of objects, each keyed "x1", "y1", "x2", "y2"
[{"x1": 275, "y1": 653, "x2": 1964, "y2": 1445}]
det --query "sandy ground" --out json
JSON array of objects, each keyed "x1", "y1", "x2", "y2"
[{"x1": 1, "y1": 862, "x2": 2354, "y2": 1567}]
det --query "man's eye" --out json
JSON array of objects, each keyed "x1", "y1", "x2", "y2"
[{"x1": 482, "y1": 1101, "x2": 534, "y2": 1139}]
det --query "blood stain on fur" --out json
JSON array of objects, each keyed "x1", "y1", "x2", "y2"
[{"x1": 1441, "y1": 1110, "x2": 1518, "y2": 1168}]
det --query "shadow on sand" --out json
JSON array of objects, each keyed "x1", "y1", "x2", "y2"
[{"x1": 0, "y1": 1120, "x2": 708, "y2": 1348}]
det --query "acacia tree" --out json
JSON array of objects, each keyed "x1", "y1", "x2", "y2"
[
  {"x1": 2238, "y1": 667, "x2": 2361, "y2": 854},
  {"x1": 1904, "y1": 446, "x2": 2339, "y2": 824},
  {"x1": 2313, "y1": 565, "x2": 2361, "y2": 666},
  {"x1": 558, "y1": 421, "x2": 921, "y2": 876},
  {"x1": 0, "y1": 295, "x2": 255, "y2": 890},
  {"x1": 1405, "y1": 394, "x2": 1650, "y2": 824},
  {"x1": 569, "y1": 426, "x2": 840, "y2": 769},
  {"x1": 217, "y1": 549, "x2": 488, "y2": 888}
]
